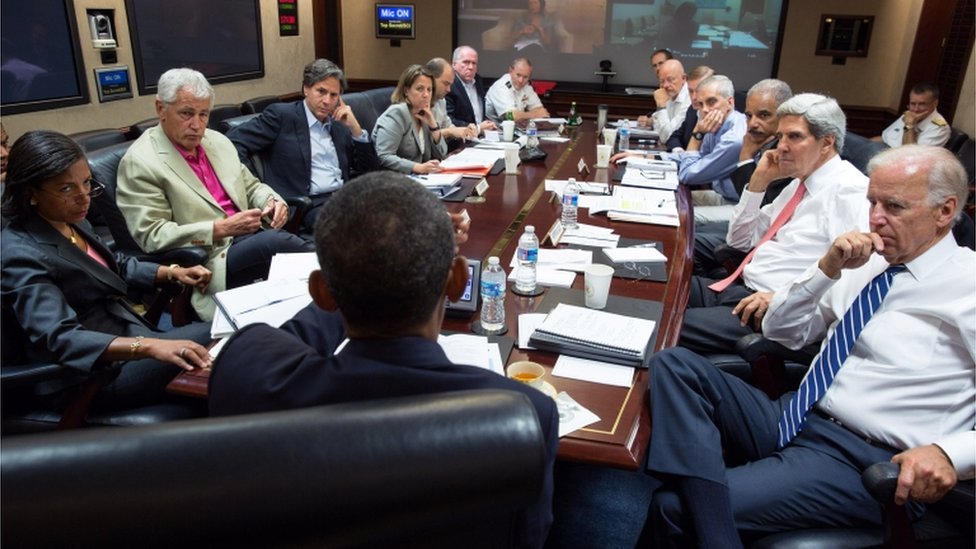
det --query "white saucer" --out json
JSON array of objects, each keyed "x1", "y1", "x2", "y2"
[{"x1": 538, "y1": 381, "x2": 558, "y2": 400}]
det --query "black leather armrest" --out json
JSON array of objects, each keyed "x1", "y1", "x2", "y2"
[
  {"x1": 1, "y1": 363, "x2": 67, "y2": 388},
  {"x1": 142, "y1": 246, "x2": 209, "y2": 267},
  {"x1": 283, "y1": 195, "x2": 312, "y2": 234},
  {"x1": 735, "y1": 333, "x2": 818, "y2": 366},
  {"x1": 862, "y1": 462, "x2": 900, "y2": 501}
]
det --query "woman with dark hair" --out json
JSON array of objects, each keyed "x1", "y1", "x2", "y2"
[
  {"x1": 371, "y1": 64, "x2": 447, "y2": 174},
  {"x1": 512, "y1": 0, "x2": 556, "y2": 53},
  {"x1": 1, "y1": 130, "x2": 213, "y2": 408}
]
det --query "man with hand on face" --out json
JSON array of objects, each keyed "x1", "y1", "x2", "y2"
[
  {"x1": 874, "y1": 82, "x2": 950, "y2": 148},
  {"x1": 485, "y1": 57, "x2": 550, "y2": 123},
  {"x1": 425, "y1": 57, "x2": 478, "y2": 152},
  {"x1": 228, "y1": 58, "x2": 379, "y2": 234},
  {"x1": 445, "y1": 45, "x2": 496, "y2": 133},
  {"x1": 678, "y1": 93, "x2": 871, "y2": 356},
  {"x1": 643, "y1": 145, "x2": 974, "y2": 548},
  {"x1": 637, "y1": 59, "x2": 691, "y2": 145},
  {"x1": 647, "y1": 48, "x2": 674, "y2": 114},
  {"x1": 117, "y1": 68, "x2": 313, "y2": 322},
  {"x1": 665, "y1": 65, "x2": 714, "y2": 151}
]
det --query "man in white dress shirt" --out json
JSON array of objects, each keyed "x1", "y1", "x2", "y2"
[
  {"x1": 637, "y1": 59, "x2": 690, "y2": 144},
  {"x1": 678, "y1": 93, "x2": 871, "y2": 355},
  {"x1": 643, "y1": 144, "x2": 974, "y2": 548},
  {"x1": 484, "y1": 57, "x2": 550, "y2": 122},
  {"x1": 445, "y1": 45, "x2": 496, "y2": 133},
  {"x1": 874, "y1": 82, "x2": 950, "y2": 148}
]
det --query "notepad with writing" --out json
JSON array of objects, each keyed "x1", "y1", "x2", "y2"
[{"x1": 528, "y1": 303, "x2": 656, "y2": 367}]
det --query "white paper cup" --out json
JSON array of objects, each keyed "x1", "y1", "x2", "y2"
[
  {"x1": 596, "y1": 144, "x2": 612, "y2": 168},
  {"x1": 602, "y1": 128, "x2": 617, "y2": 147},
  {"x1": 503, "y1": 143, "x2": 520, "y2": 174},
  {"x1": 507, "y1": 361, "x2": 545, "y2": 389},
  {"x1": 501, "y1": 120, "x2": 516, "y2": 141},
  {"x1": 584, "y1": 264, "x2": 615, "y2": 309}
]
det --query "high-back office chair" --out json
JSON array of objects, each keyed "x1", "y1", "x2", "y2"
[
  {"x1": 207, "y1": 103, "x2": 244, "y2": 132},
  {"x1": 125, "y1": 118, "x2": 158, "y2": 140},
  {"x1": 841, "y1": 132, "x2": 889, "y2": 175},
  {"x1": 68, "y1": 128, "x2": 129, "y2": 152},
  {"x1": 342, "y1": 86, "x2": 395, "y2": 135},
  {"x1": 86, "y1": 141, "x2": 207, "y2": 326},
  {"x1": 2, "y1": 390, "x2": 547, "y2": 548},
  {"x1": 240, "y1": 94, "x2": 280, "y2": 114}
]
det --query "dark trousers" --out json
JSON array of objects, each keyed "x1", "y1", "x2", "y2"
[
  {"x1": 678, "y1": 276, "x2": 756, "y2": 355},
  {"x1": 226, "y1": 229, "x2": 314, "y2": 289},
  {"x1": 693, "y1": 221, "x2": 730, "y2": 278},
  {"x1": 641, "y1": 348, "x2": 916, "y2": 548}
]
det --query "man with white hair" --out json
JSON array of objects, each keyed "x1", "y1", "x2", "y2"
[
  {"x1": 637, "y1": 59, "x2": 691, "y2": 144},
  {"x1": 644, "y1": 145, "x2": 974, "y2": 547},
  {"x1": 445, "y1": 45, "x2": 496, "y2": 133},
  {"x1": 679, "y1": 93, "x2": 871, "y2": 355},
  {"x1": 117, "y1": 68, "x2": 313, "y2": 321}
]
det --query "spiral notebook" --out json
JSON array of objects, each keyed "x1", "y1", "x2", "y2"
[{"x1": 528, "y1": 303, "x2": 656, "y2": 367}]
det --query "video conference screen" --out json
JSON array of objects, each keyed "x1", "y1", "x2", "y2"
[{"x1": 456, "y1": 0, "x2": 786, "y2": 91}]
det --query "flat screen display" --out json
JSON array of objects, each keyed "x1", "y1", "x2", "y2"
[
  {"x1": 0, "y1": 0, "x2": 89, "y2": 114},
  {"x1": 456, "y1": 0, "x2": 786, "y2": 91},
  {"x1": 125, "y1": 0, "x2": 264, "y2": 94},
  {"x1": 376, "y1": 4, "x2": 416, "y2": 39}
]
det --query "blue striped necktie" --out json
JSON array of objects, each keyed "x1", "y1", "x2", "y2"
[{"x1": 776, "y1": 264, "x2": 905, "y2": 448}]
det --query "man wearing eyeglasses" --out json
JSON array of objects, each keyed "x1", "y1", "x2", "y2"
[
  {"x1": 873, "y1": 82, "x2": 950, "y2": 148},
  {"x1": 637, "y1": 59, "x2": 691, "y2": 145},
  {"x1": 117, "y1": 68, "x2": 314, "y2": 322}
]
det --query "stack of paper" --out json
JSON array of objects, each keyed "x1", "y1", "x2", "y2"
[
  {"x1": 588, "y1": 187, "x2": 679, "y2": 226},
  {"x1": 440, "y1": 147, "x2": 504, "y2": 177},
  {"x1": 211, "y1": 279, "x2": 312, "y2": 338},
  {"x1": 528, "y1": 303, "x2": 656, "y2": 367}
]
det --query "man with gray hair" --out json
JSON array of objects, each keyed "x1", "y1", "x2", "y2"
[
  {"x1": 637, "y1": 59, "x2": 691, "y2": 145},
  {"x1": 118, "y1": 68, "x2": 314, "y2": 321},
  {"x1": 679, "y1": 93, "x2": 870, "y2": 355},
  {"x1": 445, "y1": 45, "x2": 496, "y2": 133},
  {"x1": 484, "y1": 57, "x2": 550, "y2": 122},
  {"x1": 228, "y1": 58, "x2": 379, "y2": 234},
  {"x1": 643, "y1": 145, "x2": 974, "y2": 547}
]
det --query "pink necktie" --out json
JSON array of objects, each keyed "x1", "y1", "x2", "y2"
[{"x1": 709, "y1": 181, "x2": 807, "y2": 293}]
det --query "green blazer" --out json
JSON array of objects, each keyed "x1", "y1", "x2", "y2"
[{"x1": 117, "y1": 125, "x2": 282, "y2": 320}]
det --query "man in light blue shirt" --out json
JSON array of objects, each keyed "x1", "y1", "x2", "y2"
[
  {"x1": 229, "y1": 59, "x2": 379, "y2": 233},
  {"x1": 666, "y1": 75, "x2": 747, "y2": 224}
]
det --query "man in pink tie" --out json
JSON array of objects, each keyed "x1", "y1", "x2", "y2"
[{"x1": 678, "y1": 93, "x2": 871, "y2": 355}]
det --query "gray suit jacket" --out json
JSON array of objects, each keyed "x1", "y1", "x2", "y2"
[
  {"x1": 371, "y1": 103, "x2": 447, "y2": 173},
  {"x1": 1, "y1": 216, "x2": 157, "y2": 384},
  {"x1": 116, "y1": 125, "x2": 282, "y2": 320}
]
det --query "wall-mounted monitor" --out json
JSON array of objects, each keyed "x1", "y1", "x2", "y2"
[
  {"x1": 376, "y1": 4, "x2": 416, "y2": 40},
  {"x1": 0, "y1": 0, "x2": 90, "y2": 115},
  {"x1": 456, "y1": 0, "x2": 788, "y2": 91},
  {"x1": 125, "y1": 0, "x2": 264, "y2": 95}
]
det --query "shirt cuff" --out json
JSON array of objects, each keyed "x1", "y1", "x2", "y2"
[
  {"x1": 736, "y1": 158, "x2": 755, "y2": 168},
  {"x1": 935, "y1": 431, "x2": 976, "y2": 480},
  {"x1": 352, "y1": 129, "x2": 369, "y2": 142}
]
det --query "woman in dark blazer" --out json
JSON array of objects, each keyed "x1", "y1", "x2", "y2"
[
  {"x1": 1, "y1": 130, "x2": 213, "y2": 407},
  {"x1": 371, "y1": 64, "x2": 448, "y2": 174}
]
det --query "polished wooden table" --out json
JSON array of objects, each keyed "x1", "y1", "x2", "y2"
[{"x1": 169, "y1": 123, "x2": 693, "y2": 470}]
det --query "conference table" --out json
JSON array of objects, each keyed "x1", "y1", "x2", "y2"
[{"x1": 168, "y1": 121, "x2": 694, "y2": 471}]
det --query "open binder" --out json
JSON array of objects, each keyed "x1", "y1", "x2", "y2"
[{"x1": 528, "y1": 303, "x2": 656, "y2": 367}]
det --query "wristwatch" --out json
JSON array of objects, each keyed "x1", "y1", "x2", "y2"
[
  {"x1": 903, "y1": 124, "x2": 915, "y2": 131},
  {"x1": 692, "y1": 131, "x2": 705, "y2": 141}
]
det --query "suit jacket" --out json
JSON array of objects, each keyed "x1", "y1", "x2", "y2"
[
  {"x1": 226, "y1": 100, "x2": 379, "y2": 198},
  {"x1": 1, "y1": 216, "x2": 157, "y2": 383},
  {"x1": 371, "y1": 103, "x2": 447, "y2": 173},
  {"x1": 209, "y1": 304, "x2": 558, "y2": 548},
  {"x1": 117, "y1": 124, "x2": 283, "y2": 320},
  {"x1": 730, "y1": 137, "x2": 791, "y2": 206},
  {"x1": 445, "y1": 73, "x2": 486, "y2": 127}
]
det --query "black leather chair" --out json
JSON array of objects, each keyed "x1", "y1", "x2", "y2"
[
  {"x1": 86, "y1": 141, "x2": 207, "y2": 326},
  {"x1": 208, "y1": 103, "x2": 243, "y2": 132},
  {"x1": 1, "y1": 389, "x2": 547, "y2": 548},
  {"x1": 343, "y1": 86, "x2": 395, "y2": 135},
  {"x1": 841, "y1": 132, "x2": 890, "y2": 175},
  {"x1": 240, "y1": 94, "x2": 280, "y2": 114},
  {"x1": 68, "y1": 128, "x2": 129, "y2": 152},
  {"x1": 944, "y1": 128, "x2": 969, "y2": 154},
  {"x1": 125, "y1": 117, "x2": 158, "y2": 140},
  {"x1": 218, "y1": 112, "x2": 259, "y2": 134}
]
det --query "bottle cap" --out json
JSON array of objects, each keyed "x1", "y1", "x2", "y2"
[
  {"x1": 488, "y1": 256, "x2": 500, "y2": 265},
  {"x1": 525, "y1": 225, "x2": 535, "y2": 233}
]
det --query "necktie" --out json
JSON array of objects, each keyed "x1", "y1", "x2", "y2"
[
  {"x1": 709, "y1": 181, "x2": 807, "y2": 292},
  {"x1": 776, "y1": 265, "x2": 905, "y2": 448}
]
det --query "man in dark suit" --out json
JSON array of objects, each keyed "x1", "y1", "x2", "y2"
[
  {"x1": 209, "y1": 171, "x2": 558, "y2": 549},
  {"x1": 665, "y1": 65, "x2": 713, "y2": 151},
  {"x1": 445, "y1": 45, "x2": 496, "y2": 133},
  {"x1": 227, "y1": 59, "x2": 379, "y2": 234}
]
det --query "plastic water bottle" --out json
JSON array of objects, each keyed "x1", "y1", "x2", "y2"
[
  {"x1": 480, "y1": 256, "x2": 506, "y2": 332},
  {"x1": 619, "y1": 119, "x2": 631, "y2": 151},
  {"x1": 526, "y1": 119, "x2": 539, "y2": 148},
  {"x1": 561, "y1": 178, "x2": 579, "y2": 229},
  {"x1": 516, "y1": 225, "x2": 539, "y2": 293}
]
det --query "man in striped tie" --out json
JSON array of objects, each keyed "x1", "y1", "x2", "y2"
[
  {"x1": 678, "y1": 93, "x2": 872, "y2": 356},
  {"x1": 642, "y1": 145, "x2": 974, "y2": 548}
]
